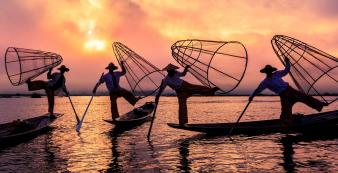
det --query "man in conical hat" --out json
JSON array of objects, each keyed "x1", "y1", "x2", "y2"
[
  {"x1": 249, "y1": 57, "x2": 328, "y2": 125},
  {"x1": 93, "y1": 62, "x2": 141, "y2": 121},
  {"x1": 27, "y1": 65, "x2": 70, "y2": 118},
  {"x1": 155, "y1": 63, "x2": 219, "y2": 126}
]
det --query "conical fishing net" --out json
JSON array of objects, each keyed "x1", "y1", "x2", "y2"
[
  {"x1": 113, "y1": 42, "x2": 164, "y2": 97},
  {"x1": 272, "y1": 35, "x2": 338, "y2": 104},
  {"x1": 5, "y1": 47, "x2": 63, "y2": 86},
  {"x1": 171, "y1": 39, "x2": 248, "y2": 94}
]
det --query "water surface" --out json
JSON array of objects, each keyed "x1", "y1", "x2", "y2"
[{"x1": 0, "y1": 96, "x2": 337, "y2": 172}]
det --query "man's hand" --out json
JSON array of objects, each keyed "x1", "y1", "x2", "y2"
[
  {"x1": 92, "y1": 85, "x2": 98, "y2": 94},
  {"x1": 64, "y1": 90, "x2": 69, "y2": 96},
  {"x1": 248, "y1": 96, "x2": 253, "y2": 102}
]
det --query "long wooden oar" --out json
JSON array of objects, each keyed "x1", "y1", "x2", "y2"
[
  {"x1": 228, "y1": 100, "x2": 252, "y2": 136},
  {"x1": 76, "y1": 95, "x2": 94, "y2": 132},
  {"x1": 67, "y1": 95, "x2": 80, "y2": 124},
  {"x1": 76, "y1": 73, "x2": 103, "y2": 132},
  {"x1": 147, "y1": 100, "x2": 159, "y2": 140}
]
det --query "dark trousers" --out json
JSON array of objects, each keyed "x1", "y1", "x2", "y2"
[
  {"x1": 27, "y1": 80, "x2": 55, "y2": 115},
  {"x1": 176, "y1": 81, "x2": 216, "y2": 125},
  {"x1": 109, "y1": 88, "x2": 139, "y2": 119},
  {"x1": 279, "y1": 86, "x2": 323, "y2": 123}
]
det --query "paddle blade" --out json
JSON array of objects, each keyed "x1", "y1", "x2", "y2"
[{"x1": 76, "y1": 123, "x2": 82, "y2": 132}]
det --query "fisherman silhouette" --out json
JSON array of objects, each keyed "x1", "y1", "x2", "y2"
[
  {"x1": 93, "y1": 62, "x2": 141, "y2": 121},
  {"x1": 26, "y1": 65, "x2": 70, "y2": 118},
  {"x1": 155, "y1": 63, "x2": 219, "y2": 126},
  {"x1": 249, "y1": 57, "x2": 328, "y2": 126}
]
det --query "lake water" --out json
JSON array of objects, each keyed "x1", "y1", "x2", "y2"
[{"x1": 0, "y1": 96, "x2": 337, "y2": 172}]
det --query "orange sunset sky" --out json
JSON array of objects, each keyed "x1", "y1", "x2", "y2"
[{"x1": 0, "y1": 0, "x2": 338, "y2": 94}]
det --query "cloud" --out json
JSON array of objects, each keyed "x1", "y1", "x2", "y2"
[
  {"x1": 308, "y1": 0, "x2": 338, "y2": 17},
  {"x1": 0, "y1": 0, "x2": 337, "y2": 94}
]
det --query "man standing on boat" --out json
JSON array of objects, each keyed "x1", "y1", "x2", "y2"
[
  {"x1": 92, "y1": 62, "x2": 141, "y2": 121},
  {"x1": 27, "y1": 65, "x2": 70, "y2": 118},
  {"x1": 155, "y1": 63, "x2": 219, "y2": 126},
  {"x1": 249, "y1": 57, "x2": 328, "y2": 125}
]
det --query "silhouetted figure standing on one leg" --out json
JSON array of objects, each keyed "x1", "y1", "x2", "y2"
[
  {"x1": 249, "y1": 57, "x2": 328, "y2": 126},
  {"x1": 26, "y1": 65, "x2": 70, "y2": 118},
  {"x1": 155, "y1": 64, "x2": 219, "y2": 126},
  {"x1": 93, "y1": 62, "x2": 140, "y2": 121}
]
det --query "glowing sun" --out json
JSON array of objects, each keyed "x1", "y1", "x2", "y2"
[{"x1": 85, "y1": 39, "x2": 106, "y2": 51}]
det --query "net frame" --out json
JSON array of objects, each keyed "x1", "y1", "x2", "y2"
[
  {"x1": 112, "y1": 42, "x2": 165, "y2": 97},
  {"x1": 171, "y1": 39, "x2": 248, "y2": 94},
  {"x1": 271, "y1": 35, "x2": 338, "y2": 104},
  {"x1": 5, "y1": 47, "x2": 63, "y2": 86}
]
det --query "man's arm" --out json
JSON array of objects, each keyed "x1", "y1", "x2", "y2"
[
  {"x1": 47, "y1": 68, "x2": 53, "y2": 79},
  {"x1": 120, "y1": 61, "x2": 126, "y2": 76},
  {"x1": 92, "y1": 75, "x2": 105, "y2": 94},
  {"x1": 180, "y1": 65, "x2": 190, "y2": 77},
  {"x1": 249, "y1": 81, "x2": 266, "y2": 101},
  {"x1": 280, "y1": 57, "x2": 291, "y2": 77}
]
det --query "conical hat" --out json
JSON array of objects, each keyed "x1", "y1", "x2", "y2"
[
  {"x1": 57, "y1": 65, "x2": 70, "y2": 72},
  {"x1": 105, "y1": 62, "x2": 118, "y2": 70},
  {"x1": 162, "y1": 63, "x2": 179, "y2": 71},
  {"x1": 260, "y1": 65, "x2": 277, "y2": 73}
]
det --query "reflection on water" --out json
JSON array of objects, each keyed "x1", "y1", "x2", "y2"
[
  {"x1": 0, "y1": 96, "x2": 337, "y2": 172},
  {"x1": 281, "y1": 136, "x2": 296, "y2": 172},
  {"x1": 105, "y1": 131, "x2": 122, "y2": 173},
  {"x1": 280, "y1": 132, "x2": 338, "y2": 173}
]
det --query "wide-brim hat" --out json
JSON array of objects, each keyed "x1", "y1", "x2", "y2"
[
  {"x1": 57, "y1": 65, "x2": 70, "y2": 72},
  {"x1": 260, "y1": 65, "x2": 277, "y2": 73},
  {"x1": 105, "y1": 62, "x2": 118, "y2": 70},
  {"x1": 162, "y1": 63, "x2": 179, "y2": 71}
]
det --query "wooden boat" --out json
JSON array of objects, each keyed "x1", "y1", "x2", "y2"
[
  {"x1": 104, "y1": 102, "x2": 155, "y2": 130},
  {"x1": 0, "y1": 113, "x2": 62, "y2": 146},
  {"x1": 168, "y1": 110, "x2": 338, "y2": 135}
]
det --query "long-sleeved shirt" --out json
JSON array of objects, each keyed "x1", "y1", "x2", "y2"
[
  {"x1": 100, "y1": 72, "x2": 123, "y2": 92},
  {"x1": 161, "y1": 71, "x2": 185, "y2": 91},
  {"x1": 251, "y1": 62, "x2": 291, "y2": 96},
  {"x1": 47, "y1": 72, "x2": 67, "y2": 95}
]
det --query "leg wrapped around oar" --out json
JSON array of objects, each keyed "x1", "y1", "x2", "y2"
[
  {"x1": 180, "y1": 81, "x2": 217, "y2": 96},
  {"x1": 119, "y1": 88, "x2": 139, "y2": 106},
  {"x1": 174, "y1": 81, "x2": 217, "y2": 126},
  {"x1": 279, "y1": 86, "x2": 326, "y2": 125},
  {"x1": 27, "y1": 80, "x2": 55, "y2": 118},
  {"x1": 27, "y1": 80, "x2": 48, "y2": 91}
]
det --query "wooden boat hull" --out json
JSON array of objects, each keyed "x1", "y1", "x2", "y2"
[
  {"x1": 104, "y1": 102, "x2": 155, "y2": 130},
  {"x1": 168, "y1": 110, "x2": 338, "y2": 135},
  {"x1": 0, "y1": 113, "x2": 62, "y2": 146}
]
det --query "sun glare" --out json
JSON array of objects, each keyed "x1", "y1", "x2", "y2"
[
  {"x1": 85, "y1": 39, "x2": 105, "y2": 51},
  {"x1": 88, "y1": 0, "x2": 102, "y2": 8}
]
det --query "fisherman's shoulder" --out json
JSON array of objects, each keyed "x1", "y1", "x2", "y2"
[
  {"x1": 51, "y1": 72, "x2": 61, "y2": 77},
  {"x1": 114, "y1": 71, "x2": 123, "y2": 76},
  {"x1": 52, "y1": 72, "x2": 61, "y2": 75},
  {"x1": 273, "y1": 70, "x2": 284, "y2": 77}
]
